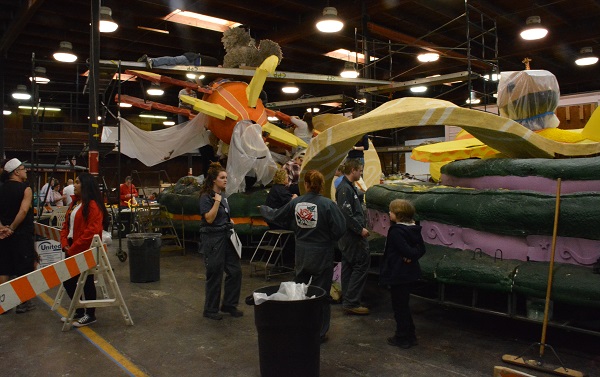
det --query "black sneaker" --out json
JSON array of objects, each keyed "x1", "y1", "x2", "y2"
[
  {"x1": 220, "y1": 306, "x2": 243, "y2": 317},
  {"x1": 203, "y1": 312, "x2": 223, "y2": 320},
  {"x1": 61, "y1": 312, "x2": 84, "y2": 323},
  {"x1": 387, "y1": 336, "x2": 411, "y2": 349},
  {"x1": 73, "y1": 314, "x2": 96, "y2": 327},
  {"x1": 16, "y1": 301, "x2": 36, "y2": 314}
]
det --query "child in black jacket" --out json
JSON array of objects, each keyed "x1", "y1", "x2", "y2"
[{"x1": 380, "y1": 199, "x2": 426, "y2": 349}]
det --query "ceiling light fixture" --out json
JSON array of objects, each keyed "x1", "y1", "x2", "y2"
[
  {"x1": 316, "y1": 7, "x2": 343, "y2": 33},
  {"x1": 53, "y1": 41, "x2": 77, "y2": 62},
  {"x1": 186, "y1": 73, "x2": 205, "y2": 80},
  {"x1": 3, "y1": 109, "x2": 12, "y2": 115},
  {"x1": 575, "y1": 47, "x2": 598, "y2": 66},
  {"x1": 164, "y1": 10, "x2": 241, "y2": 32},
  {"x1": 417, "y1": 53, "x2": 439, "y2": 63},
  {"x1": 410, "y1": 86, "x2": 428, "y2": 93},
  {"x1": 281, "y1": 82, "x2": 299, "y2": 94},
  {"x1": 267, "y1": 116, "x2": 278, "y2": 122},
  {"x1": 29, "y1": 67, "x2": 50, "y2": 84},
  {"x1": 19, "y1": 105, "x2": 61, "y2": 112},
  {"x1": 340, "y1": 62, "x2": 359, "y2": 78},
  {"x1": 466, "y1": 91, "x2": 480, "y2": 105},
  {"x1": 119, "y1": 102, "x2": 133, "y2": 108},
  {"x1": 306, "y1": 107, "x2": 320, "y2": 113},
  {"x1": 12, "y1": 85, "x2": 31, "y2": 100},
  {"x1": 520, "y1": 16, "x2": 548, "y2": 41},
  {"x1": 140, "y1": 113, "x2": 167, "y2": 119},
  {"x1": 146, "y1": 83, "x2": 164, "y2": 96},
  {"x1": 163, "y1": 120, "x2": 176, "y2": 126},
  {"x1": 99, "y1": 6, "x2": 118, "y2": 33}
]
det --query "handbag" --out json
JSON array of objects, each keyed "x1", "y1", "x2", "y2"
[{"x1": 229, "y1": 229, "x2": 242, "y2": 258}]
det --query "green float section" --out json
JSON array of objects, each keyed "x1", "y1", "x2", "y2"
[
  {"x1": 441, "y1": 155, "x2": 600, "y2": 180},
  {"x1": 365, "y1": 183, "x2": 600, "y2": 240}
]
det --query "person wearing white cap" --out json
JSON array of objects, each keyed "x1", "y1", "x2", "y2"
[{"x1": 0, "y1": 158, "x2": 38, "y2": 314}]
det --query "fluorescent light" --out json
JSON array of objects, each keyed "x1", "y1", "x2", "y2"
[
  {"x1": 163, "y1": 121, "x2": 176, "y2": 126},
  {"x1": 410, "y1": 86, "x2": 428, "y2": 93},
  {"x1": 306, "y1": 107, "x2": 320, "y2": 113},
  {"x1": 140, "y1": 114, "x2": 167, "y2": 119},
  {"x1": 417, "y1": 53, "x2": 439, "y2": 63},
  {"x1": 165, "y1": 10, "x2": 241, "y2": 32},
  {"x1": 3, "y1": 109, "x2": 12, "y2": 115},
  {"x1": 267, "y1": 116, "x2": 278, "y2": 122},
  {"x1": 316, "y1": 7, "x2": 343, "y2": 33},
  {"x1": 520, "y1": 16, "x2": 548, "y2": 41},
  {"x1": 119, "y1": 102, "x2": 133, "y2": 108},
  {"x1": 483, "y1": 73, "x2": 500, "y2": 81},
  {"x1": 18, "y1": 106, "x2": 61, "y2": 112}
]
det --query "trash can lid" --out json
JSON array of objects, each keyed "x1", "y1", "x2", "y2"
[{"x1": 126, "y1": 233, "x2": 162, "y2": 239}]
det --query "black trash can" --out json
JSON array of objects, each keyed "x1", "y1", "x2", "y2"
[
  {"x1": 251, "y1": 285, "x2": 326, "y2": 377},
  {"x1": 126, "y1": 233, "x2": 161, "y2": 283}
]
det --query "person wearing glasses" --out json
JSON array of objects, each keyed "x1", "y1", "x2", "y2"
[{"x1": 0, "y1": 158, "x2": 38, "y2": 314}]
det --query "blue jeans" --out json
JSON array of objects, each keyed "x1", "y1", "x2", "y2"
[{"x1": 151, "y1": 55, "x2": 191, "y2": 67}]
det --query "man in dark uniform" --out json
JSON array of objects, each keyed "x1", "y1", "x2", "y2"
[{"x1": 336, "y1": 158, "x2": 371, "y2": 315}]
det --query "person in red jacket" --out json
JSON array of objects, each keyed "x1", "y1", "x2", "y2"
[
  {"x1": 60, "y1": 173, "x2": 109, "y2": 327},
  {"x1": 119, "y1": 176, "x2": 138, "y2": 207}
]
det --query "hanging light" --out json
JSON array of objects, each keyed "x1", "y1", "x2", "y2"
[
  {"x1": 146, "y1": 83, "x2": 164, "y2": 96},
  {"x1": 29, "y1": 67, "x2": 50, "y2": 84},
  {"x1": 99, "y1": 6, "x2": 118, "y2": 33},
  {"x1": 316, "y1": 7, "x2": 343, "y2": 33},
  {"x1": 340, "y1": 61, "x2": 359, "y2": 78},
  {"x1": 520, "y1": 16, "x2": 548, "y2": 41},
  {"x1": 306, "y1": 107, "x2": 320, "y2": 113},
  {"x1": 12, "y1": 85, "x2": 31, "y2": 100},
  {"x1": 281, "y1": 82, "x2": 299, "y2": 94},
  {"x1": 575, "y1": 47, "x2": 598, "y2": 66},
  {"x1": 417, "y1": 52, "x2": 439, "y2": 63},
  {"x1": 466, "y1": 91, "x2": 480, "y2": 105},
  {"x1": 186, "y1": 73, "x2": 205, "y2": 80},
  {"x1": 410, "y1": 86, "x2": 428, "y2": 93},
  {"x1": 53, "y1": 41, "x2": 78, "y2": 62}
]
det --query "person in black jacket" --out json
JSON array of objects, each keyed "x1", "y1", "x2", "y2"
[
  {"x1": 380, "y1": 199, "x2": 426, "y2": 349},
  {"x1": 265, "y1": 168, "x2": 297, "y2": 229}
]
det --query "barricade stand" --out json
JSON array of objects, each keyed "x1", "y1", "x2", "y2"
[
  {"x1": 32, "y1": 223, "x2": 109, "y2": 311},
  {"x1": 61, "y1": 235, "x2": 133, "y2": 331},
  {"x1": 0, "y1": 224, "x2": 133, "y2": 331}
]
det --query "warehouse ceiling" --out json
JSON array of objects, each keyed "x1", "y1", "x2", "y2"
[{"x1": 1, "y1": 0, "x2": 599, "y2": 122}]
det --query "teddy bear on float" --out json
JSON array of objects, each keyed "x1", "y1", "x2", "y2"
[{"x1": 221, "y1": 26, "x2": 283, "y2": 68}]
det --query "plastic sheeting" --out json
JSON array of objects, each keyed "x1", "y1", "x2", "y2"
[
  {"x1": 101, "y1": 115, "x2": 211, "y2": 166},
  {"x1": 226, "y1": 120, "x2": 277, "y2": 195},
  {"x1": 497, "y1": 70, "x2": 560, "y2": 130}
]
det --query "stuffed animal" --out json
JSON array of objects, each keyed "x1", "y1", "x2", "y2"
[{"x1": 221, "y1": 27, "x2": 283, "y2": 68}]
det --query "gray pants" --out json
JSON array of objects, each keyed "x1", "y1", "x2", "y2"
[
  {"x1": 294, "y1": 242, "x2": 334, "y2": 337},
  {"x1": 340, "y1": 235, "x2": 370, "y2": 308},
  {"x1": 201, "y1": 231, "x2": 242, "y2": 315}
]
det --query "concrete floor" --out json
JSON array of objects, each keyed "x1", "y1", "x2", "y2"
[{"x1": 1, "y1": 241, "x2": 599, "y2": 377}]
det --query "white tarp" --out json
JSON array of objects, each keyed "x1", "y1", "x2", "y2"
[
  {"x1": 226, "y1": 120, "x2": 277, "y2": 195},
  {"x1": 101, "y1": 115, "x2": 211, "y2": 166}
]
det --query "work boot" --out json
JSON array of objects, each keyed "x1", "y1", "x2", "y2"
[{"x1": 343, "y1": 306, "x2": 370, "y2": 315}]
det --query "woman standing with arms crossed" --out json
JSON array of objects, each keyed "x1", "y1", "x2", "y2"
[
  {"x1": 60, "y1": 173, "x2": 109, "y2": 327},
  {"x1": 260, "y1": 170, "x2": 346, "y2": 342},
  {"x1": 199, "y1": 162, "x2": 243, "y2": 320}
]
